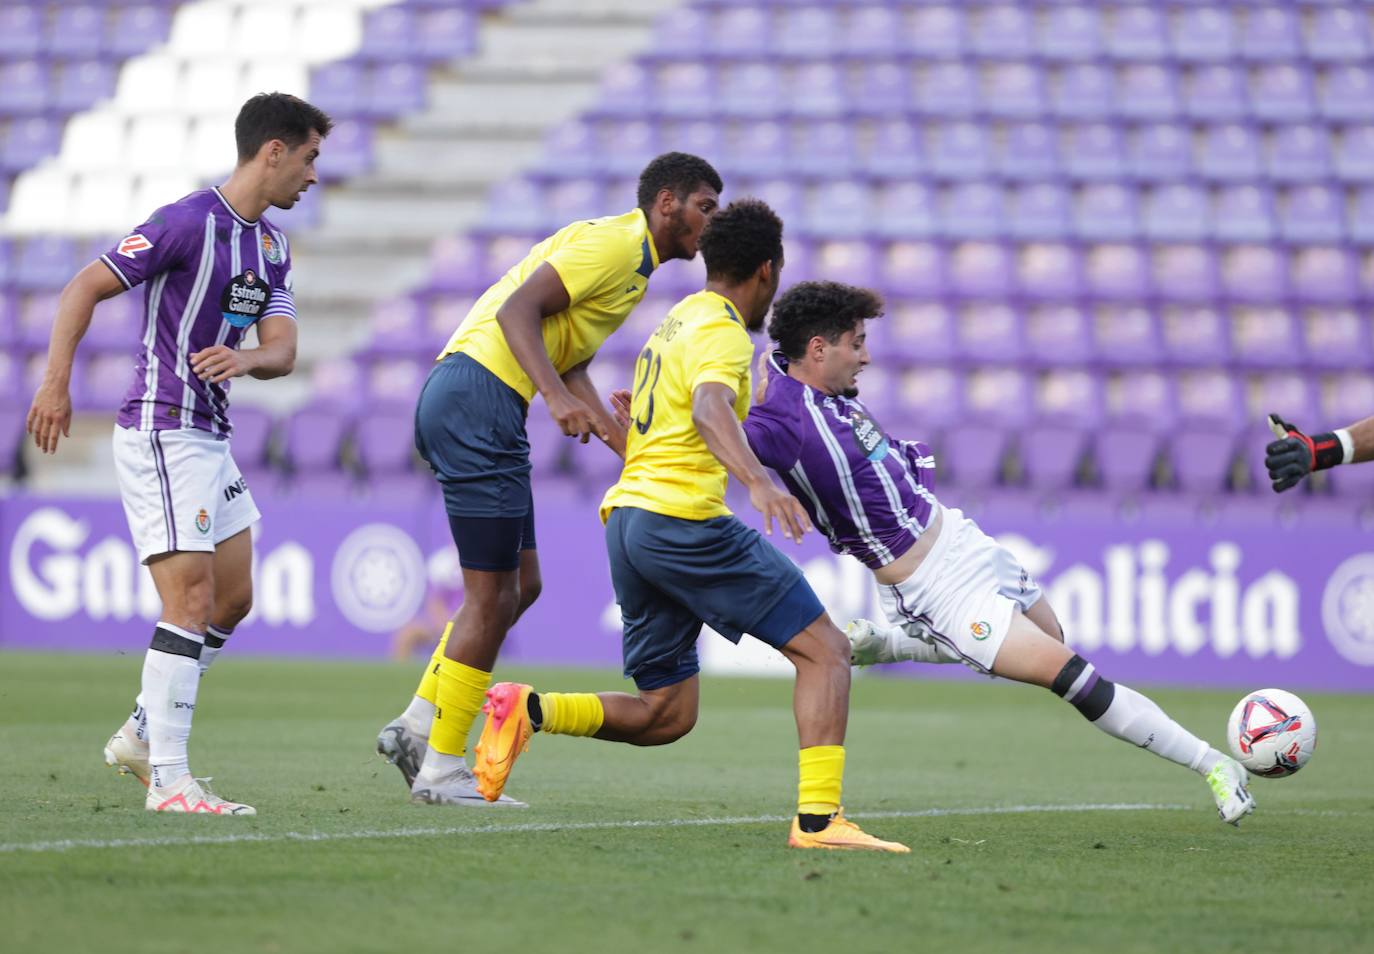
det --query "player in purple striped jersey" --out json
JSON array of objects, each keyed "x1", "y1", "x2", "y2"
[
  {"x1": 26, "y1": 93, "x2": 332, "y2": 816},
  {"x1": 742, "y1": 281, "x2": 1257, "y2": 826}
]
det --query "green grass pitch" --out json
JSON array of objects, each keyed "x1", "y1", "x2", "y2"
[{"x1": 1, "y1": 651, "x2": 1370, "y2": 954}]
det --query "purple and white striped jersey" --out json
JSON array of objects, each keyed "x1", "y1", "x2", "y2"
[
  {"x1": 100, "y1": 187, "x2": 296, "y2": 437},
  {"x1": 743, "y1": 351, "x2": 939, "y2": 570}
]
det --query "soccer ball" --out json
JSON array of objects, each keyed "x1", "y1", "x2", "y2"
[{"x1": 1226, "y1": 688, "x2": 1317, "y2": 778}]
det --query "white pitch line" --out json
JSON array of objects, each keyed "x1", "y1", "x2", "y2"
[{"x1": 0, "y1": 802, "x2": 1189, "y2": 855}]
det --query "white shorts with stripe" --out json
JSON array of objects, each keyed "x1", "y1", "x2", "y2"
[
  {"x1": 112, "y1": 425, "x2": 261, "y2": 564},
  {"x1": 876, "y1": 506, "x2": 1043, "y2": 673}
]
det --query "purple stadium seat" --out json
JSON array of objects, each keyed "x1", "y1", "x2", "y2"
[
  {"x1": 1153, "y1": 244, "x2": 1217, "y2": 303},
  {"x1": 1247, "y1": 372, "x2": 1317, "y2": 434},
  {"x1": 1097, "y1": 427, "x2": 1162, "y2": 494},
  {"x1": 1051, "y1": 64, "x2": 1115, "y2": 120},
  {"x1": 309, "y1": 62, "x2": 366, "y2": 119},
  {"x1": 14, "y1": 238, "x2": 76, "y2": 291},
  {"x1": 1171, "y1": 425, "x2": 1238, "y2": 494},
  {"x1": 367, "y1": 64, "x2": 426, "y2": 118},
  {"x1": 481, "y1": 179, "x2": 544, "y2": 233},
  {"x1": 107, "y1": 6, "x2": 171, "y2": 58},
  {"x1": 1161, "y1": 305, "x2": 1230, "y2": 366},
  {"x1": 1177, "y1": 368, "x2": 1244, "y2": 428},
  {"x1": 1016, "y1": 243, "x2": 1081, "y2": 300},
  {"x1": 944, "y1": 425, "x2": 1012, "y2": 489},
  {"x1": 1143, "y1": 185, "x2": 1210, "y2": 242},
  {"x1": 1025, "y1": 304, "x2": 1094, "y2": 366},
  {"x1": 355, "y1": 409, "x2": 418, "y2": 477},
  {"x1": 650, "y1": 8, "x2": 708, "y2": 59},
  {"x1": 1022, "y1": 425, "x2": 1090, "y2": 491},
  {"x1": 721, "y1": 121, "x2": 785, "y2": 178},
  {"x1": 1232, "y1": 306, "x2": 1303, "y2": 369},
  {"x1": 358, "y1": 7, "x2": 415, "y2": 61},
  {"x1": 73, "y1": 352, "x2": 131, "y2": 412},
  {"x1": 879, "y1": 241, "x2": 946, "y2": 298},
  {"x1": 0, "y1": 117, "x2": 62, "y2": 175},
  {"x1": 1220, "y1": 246, "x2": 1288, "y2": 303},
  {"x1": 926, "y1": 122, "x2": 991, "y2": 180},
  {"x1": 0, "y1": 60, "x2": 50, "y2": 116},
  {"x1": 284, "y1": 470, "x2": 357, "y2": 500},
  {"x1": 319, "y1": 119, "x2": 373, "y2": 181},
  {"x1": 596, "y1": 62, "x2": 653, "y2": 119},
  {"x1": 1240, "y1": 8, "x2": 1300, "y2": 62},
  {"x1": 1303, "y1": 308, "x2": 1372, "y2": 369},
  {"x1": 948, "y1": 242, "x2": 1014, "y2": 299},
  {"x1": 596, "y1": 121, "x2": 657, "y2": 176},
  {"x1": 1104, "y1": 6, "x2": 1167, "y2": 61},
  {"x1": 938, "y1": 183, "x2": 1004, "y2": 241},
  {"x1": 917, "y1": 62, "x2": 979, "y2": 118},
  {"x1": 1213, "y1": 186, "x2": 1277, "y2": 243},
  {"x1": 1116, "y1": 65, "x2": 1180, "y2": 121},
  {"x1": 888, "y1": 303, "x2": 956, "y2": 365},
  {"x1": 802, "y1": 181, "x2": 872, "y2": 239},
  {"x1": 908, "y1": 6, "x2": 965, "y2": 59},
  {"x1": 366, "y1": 297, "x2": 427, "y2": 359},
  {"x1": 872, "y1": 181, "x2": 935, "y2": 239},
  {"x1": 1318, "y1": 66, "x2": 1374, "y2": 122},
  {"x1": 860, "y1": 120, "x2": 924, "y2": 179},
  {"x1": 1105, "y1": 369, "x2": 1175, "y2": 430},
  {"x1": 1349, "y1": 186, "x2": 1374, "y2": 244},
  {"x1": 1290, "y1": 246, "x2": 1359, "y2": 304},
  {"x1": 848, "y1": 62, "x2": 908, "y2": 118},
  {"x1": 52, "y1": 58, "x2": 114, "y2": 112},
  {"x1": 1266, "y1": 125, "x2": 1332, "y2": 182},
  {"x1": 229, "y1": 405, "x2": 275, "y2": 472},
  {"x1": 1183, "y1": 66, "x2": 1247, "y2": 121},
  {"x1": 86, "y1": 292, "x2": 142, "y2": 354},
  {"x1": 954, "y1": 302, "x2": 1023, "y2": 364},
  {"x1": 655, "y1": 62, "x2": 713, "y2": 120},
  {"x1": 775, "y1": 7, "x2": 839, "y2": 58},
  {"x1": 546, "y1": 179, "x2": 605, "y2": 225},
  {"x1": 284, "y1": 405, "x2": 352, "y2": 475},
  {"x1": 0, "y1": 293, "x2": 15, "y2": 350},
  {"x1": 983, "y1": 63, "x2": 1045, "y2": 120},
  {"x1": 715, "y1": 8, "x2": 771, "y2": 58},
  {"x1": 417, "y1": 8, "x2": 476, "y2": 61},
  {"x1": 1197, "y1": 124, "x2": 1263, "y2": 181},
  {"x1": 1127, "y1": 123, "x2": 1192, "y2": 181},
  {"x1": 1280, "y1": 185, "x2": 1345, "y2": 244},
  {"x1": 1063, "y1": 124, "x2": 1125, "y2": 181},
  {"x1": 1074, "y1": 185, "x2": 1138, "y2": 241},
  {"x1": 1037, "y1": 5, "x2": 1102, "y2": 61},
  {"x1": 1171, "y1": 7, "x2": 1236, "y2": 62},
  {"x1": 0, "y1": 7, "x2": 42, "y2": 58},
  {"x1": 792, "y1": 121, "x2": 856, "y2": 177},
  {"x1": 718, "y1": 62, "x2": 782, "y2": 119},
  {"x1": 1008, "y1": 184, "x2": 1071, "y2": 241},
  {"x1": 660, "y1": 121, "x2": 721, "y2": 171},
  {"x1": 813, "y1": 240, "x2": 877, "y2": 288},
  {"x1": 843, "y1": 6, "x2": 902, "y2": 58},
  {"x1": 741, "y1": 177, "x2": 803, "y2": 225},
  {"x1": 48, "y1": 6, "x2": 105, "y2": 58},
  {"x1": 1321, "y1": 371, "x2": 1374, "y2": 426},
  {"x1": 1084, "y1": 243, "x2": 1150, "y2": 301},
  {"x1": 971, "y1": 5, "x2": 1034, "y2": 59},
  {"x1": 1249, "y1": 65, "x2": 1314, "y2": 123},
  {"x1": 0, "y1": 405, "x2": 24, "y2": 476},
  {"x1": 996, "y1": 123, "x2": 1059, "y2": 181},
  {"x1": 1304, "y1": 7, "x2": 1370, "y2": 63},
  {"x1": 18, "y1": 292, "x2": 60, "y2": 349},
  {"x1": 367, "y1": 358, "x2": 428, "y2": 411},
  {"x1": 1334, "y1": 126, "x2": 1374, "y2": 182}
]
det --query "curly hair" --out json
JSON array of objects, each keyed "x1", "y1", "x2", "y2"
[
  {"x1": 767, "y1": 281, "x2": 884, "y2": 359},
  {"x1": 636, "y1": 152, "x2": 723, "y2": 210},
  {"x1": 697, "y1": 198, "x2": 783, "y2": 284}
]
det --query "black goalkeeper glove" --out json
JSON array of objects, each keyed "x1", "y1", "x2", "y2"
[{"x1": 1265, "y1": 413, "x2": 1343, "y2": 493}]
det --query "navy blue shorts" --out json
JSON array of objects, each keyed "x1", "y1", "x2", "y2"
[
  {"x1": 605, "y1": 507, "x2": 826, "y2": 691},
  {"x1": 415, "y1": 352, "x2": 535, "y2": 570}
]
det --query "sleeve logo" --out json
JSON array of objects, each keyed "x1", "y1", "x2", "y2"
[{"x1": 117, "y1": 234, "x2": 153, "y2": 259}]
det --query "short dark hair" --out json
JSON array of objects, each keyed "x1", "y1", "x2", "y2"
[
  {"x1": 768, "y1": 281, "x2": 884, "y2": 359},
  {"x1": 636, "y1": 152, "x2": 723, "y2": 210},
  {"x1": 698, "y1": 198, "x2": 783, "y2": 285},
  {"x1": 235, "y1": 93, "x2": 334, "y2": 164}
]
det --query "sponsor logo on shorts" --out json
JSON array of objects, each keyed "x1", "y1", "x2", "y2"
[
  {"x1": 970, "y1": 620, "x2": 992, "y2": 640},
  {"x1": 195, "y1": 509, "x2": 211, "y2": 534}
]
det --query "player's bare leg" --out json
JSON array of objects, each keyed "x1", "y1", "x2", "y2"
[{"x1": 991, "y1": 603, "x2": 1253, "y2": 825}]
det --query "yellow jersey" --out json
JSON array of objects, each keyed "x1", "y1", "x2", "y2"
[
  {"x1": 439, "y1": 208, "x2": 660, "y2": 400},
  {"x1": 600, "y1": 290, "x2": 753, "y2": 523}
]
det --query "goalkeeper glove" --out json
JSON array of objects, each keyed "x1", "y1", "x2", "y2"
[{"x1": 1265, "y1": 413, "x2": 1343, "y2": 493}]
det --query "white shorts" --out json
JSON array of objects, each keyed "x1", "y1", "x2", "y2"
[
  {"x1": 877, "y1": 506, "x2": 1043, "y2": 673},
  {"x1": 112, "y1": 425, "x2": 261, "y2": 564}
]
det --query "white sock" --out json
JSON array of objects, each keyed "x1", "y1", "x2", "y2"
[
  {"x1": 414, "y1": 747, "x2": 466, "y2": 783},
  {"x1": 130, "y1": 698, "x2": 148, "y2": 742},
  {"x1": 200, "y1": 624, "x2": 232, "y2": 677},
  {"x1": 143, "y1": 623, "x2": 205, "y2": 789},
  {"x1": 401, "y1": 696, "x2": 437, "y2": 735},
  {"x1": 870, "y1": 620, "x2": 948, "y2": 665}
]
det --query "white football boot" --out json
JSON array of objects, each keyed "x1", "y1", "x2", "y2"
[
  {"x1": 1206, "y1": 757, "x2": 1256, "y2": 825},
  {"x1": 376, "y1": 717, "x2": 429, "y2": 789},
  {"x1": 845, "y1": 618, "x2": 945, "y2": 666},
  {"x1": 147, "y1": 775, "x2": 256, "y2": 816},
  {"x1": 410, "y1": 760, "x2": 526, "y2": 808},
  {"x1": 103, "y1": 720, "x2": 151, "y2": 786}
]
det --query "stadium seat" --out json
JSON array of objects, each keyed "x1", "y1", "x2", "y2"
[
  {"x1": 1105, "y1": 6, "x2": 1167, "y2": 61},
  {"x1": 1008, "y1": 184, "x2": 1071, "y2": 241},
  {"x1": 1162, "y1": 306, "x2": 1230, "y2": 367},
  {"x1": 1172, "y1": 7, "x2": 1237, "y2": 62},
  {"x1": 1126, "y1": 123, "x2": 1192, "y2": 181},
  {"x1": 1213, "y1": 186, "x2": 1277, "y2": 244},
  {"x1": 1037, "y1": 6, "x2": 1102, "y2": 62},
  {"x1": 1304, "y1": 7, "x2": 1371, "y2": 63},
  {"x1": 1239, "y1": 7, "x2": 1300, "y2": 63},
  {"x1": 1051, "y1": 64, "x2": 1115, "y2": 120},
  {"x1": 995, "y1": 123, "x2": 1059, "y2": 181},
  {"x1": 1266, "y1": 125, "x2": 1333, "y2": 183},
  {"x1": 1062, "y1": 124, "x2": 1125, "y2": 181},
  {"x1": 1183, "y1": 66, "x2": 1247, "y2": 121}
]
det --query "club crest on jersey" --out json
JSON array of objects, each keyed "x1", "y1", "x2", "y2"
[
  {"x1": 970, "y1": 621, "x2": 992, "y2": 640},
  {"x1": 849, "y1": 409, "x2": 890, "y2": 462},
  {"x1": 220, "y1": 269, "x2": 271, "y2": 329},
  {"x1": 194, "y1": 509, "x2": 211, "y2": 534},
  {"x1": 261, "y1": 231, "x2": 283, "y2": 265},
  {"x1": 117, "y1": 234, "x2": 153, "y2": 259}
]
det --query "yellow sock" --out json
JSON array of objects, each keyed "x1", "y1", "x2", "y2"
[
  {"x1": 539, "y1": 692, "x2": 605, "y2": 737},
  {"x1": 429, "y1": 659, "x2": 490, "y2": 757},
  {"x1": 415, "y1": 623, "x2": 453, "y2": 704},
  {"x1": 798, "y1": 745, "x2": 845, "y2": 816}
]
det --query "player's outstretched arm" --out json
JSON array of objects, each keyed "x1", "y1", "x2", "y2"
[
  {"x1": 496, "y1": 263, "x2": 606, "y2": 443},
  {"x1": 27, "y1": 260, "x2": 126, "y2": 454},
  {"x1": 692, "y1": 382, "x2": 812, "y2": 543},
  {"x1": 562, "y1": 358, "x2": 627, "y2": 458},
  {"x1": 1265, "y1": 411, "x2": 1374, "y2": 492},
  {"x1": 190, "y1": 314, "x2": 297, "y2": 384}
]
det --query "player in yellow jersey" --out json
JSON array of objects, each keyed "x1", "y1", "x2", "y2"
[
  {"x1": 470, "y1": 200, "x2": 909, "y2": 851},
  {"x1": 378, "y1": 153, "x2": 723, "y2": 805}
]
